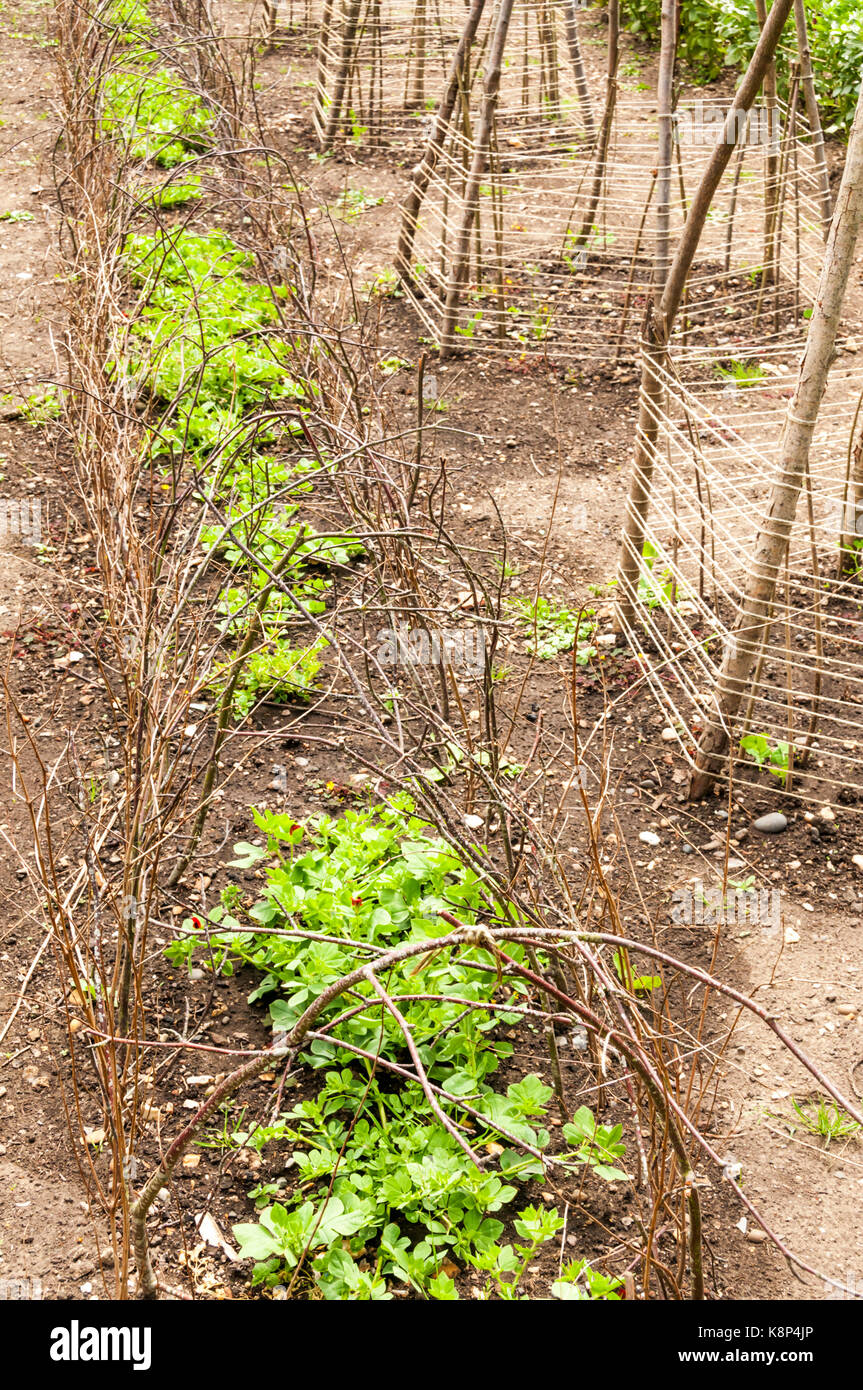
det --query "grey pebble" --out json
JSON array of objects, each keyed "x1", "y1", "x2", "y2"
[{"x1": 752, "y1": 812, "x2": 788, "y2": 834}]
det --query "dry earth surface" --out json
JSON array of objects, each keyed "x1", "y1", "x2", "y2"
[{"x1": 0, "y1": 0, "x2": 861, "y2": 1301}]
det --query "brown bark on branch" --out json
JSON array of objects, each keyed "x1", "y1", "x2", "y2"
[
  {"x1": 690, "y1": 85, "x2": 863, "y2": 797},
  {"x1": 614, "y1": 0, "x2": 796, "y2": 630},
  {"x1": 396, "y1": 0, "x2": 488, "y2": 288},
  {"x1": 793, "y1": 0, "x2": 833, "y2": 238},
  {"x1": 440, "y1": 0, "x2": 516, "y2": 357}
]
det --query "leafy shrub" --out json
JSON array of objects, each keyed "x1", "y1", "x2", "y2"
[{"x1": 616, "y1": 0, "x2": 862, "y2": 132}]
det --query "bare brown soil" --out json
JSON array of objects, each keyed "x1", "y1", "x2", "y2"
[{"x1": 1, "y1": 0, "x2": 862, "y2": 1304}]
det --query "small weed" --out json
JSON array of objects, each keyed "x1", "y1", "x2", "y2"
[
  {"x1": 785, "y1": 1096, "x2": 861, "y2": 1145},
  {"x1": 508, "y1": 595, "x2": 597, "y2": 662},
  {"x1": 739, "y1": 733, "x2": 793, "y2": 782}
]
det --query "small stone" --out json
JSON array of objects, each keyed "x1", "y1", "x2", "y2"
[
  {"x1": 746, "y1": 1230, "x2": 768, "y2": 1244},
  {"x1": 819, "y1": 806, "x2": 835, "y2": 822},
  {"x1": 661, "y1": 727, "x2": 676, "y2": 741},
  {"x1": 784, "y1": 925, "x2": 800, "y2": 944},
  {"x1": 852, "y1": 855, "x2": 863, "y2": 872},
  {"x1": 639, "y1": 831, "x2": 660, "y2": 847},
  {"x1": 189, "y1": 968, "x2": 204, "y2": 981},
  {"x1": 837, "y1": 1004, "x2": 857, "y2": 1017},
  {"x1": 464, "y1": 814, "x2": 484, "y2": 830},
  {"x1": 845, "y1": 336, "x2": 859, "y2": 353},
  {"x1": 752, "y1": 812, "x2": 787, "y2": 834}
]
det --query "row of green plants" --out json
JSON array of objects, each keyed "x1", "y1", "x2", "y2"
[
  {"x1": 617, "y1": 0, "x2": 862, "y2": 132},
  {"x1": 168, "y1": 798, "x2": 631, "y2": 1299},
  {"x1": 106, "y1": 3, "x2": 360, "y2": 716},
  {"x1": 106, "y1": 1, "x2": 630, "y2": 1300}
]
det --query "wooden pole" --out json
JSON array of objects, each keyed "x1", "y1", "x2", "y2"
[
  {"x1": 396, "y1": 0, "x2": 487, "y2": 287},
  {"x1": 654, "y1": 0, "x2": 678, "y2": 307},
  {"x1": 319, "y1": 0, "x2": 363, "y2": 151},
  {"x1": 439, "y1": 0, "x2": 515, "y2": 358},
  {"x1": 793, "y1": 0, "x2": 833, "y2": 238},
  {"x1": 571, "y1": 0, "x2": 620, "y2": 249},
  {"x1": 614, "y1": 0, "x2": 796, "y2": 631},
  {"x1": 563, "y1": 0, "x2": 596, "y2": 141},
  {"x1": 689, "y1": 83, "x2": 863, "y2": 798}
]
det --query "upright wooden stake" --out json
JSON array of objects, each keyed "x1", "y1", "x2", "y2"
[
  {"x1": 755, "y1": 0, "x2": 780, "y2": 288},
  {"x1": 408, "y1": 0, "x2": 428, "y2": 108},
  {"x1": 654, "y1": 0, "x2": 678, "y2": 306},
  {"x1": 439, "y1": 0, "x2": 515, "y2": 358},
  {"x1": 689, "y1": 84, "x2": 863, "y2": 798},
  {"x1": 563, "y1": 0, "x2": 596, "y2": 141},
  {"x1": 314, "y1": 0, "x2": 336, "y2": 140},
  {"x1": 572, "y1": 0, "x2": 619, "y2": 248},
  {"x1": 396, "y1": 0, "x2": 487, "y2": 287},
  {"x1": 615, "y1": 0, "x2": 796, "y2": 631},
  {"x1": 319, "y1": 0, "x2": 363, "y2": 151},
  {"x1": 793, "y1": 0, "x2": 833, "y2": 237}
]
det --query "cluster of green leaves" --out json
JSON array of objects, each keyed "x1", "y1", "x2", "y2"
[
  {"x1": 739, "y1": 732, "x2": 793, "y2": 781},
  {"x1": 637, "y1": 540, "x2": 681, "y2": 611},
  {"x1": 616, "y1": 0, "x2": 862, "y2": 131},
  {"x1": 122, "y1": 230, "x2": 303, "y2": 454},
  {"x1": 786, "y1": 1095, "x2": 861, "y2": 1144},
  {"x1": 210, "y1": 635, "x2": 327, "y2": 718},
  {"x1": 166, "y1": 799, "x2": 630, "y2": 1298},
  {"x1": 104, "y1": 54, "x2": 215, "y2": 167},
  {"x1": 138, "y1": 175, "x2": 202, "y2": 210},
  {"x1": 0, "y1": 386, "x2": 64, "y2": 426},
  {"x1": 507, "y1": 595, "x2": 597, "y2": 661},
  {"x1": 102, "y1": 23, "x2": 362, "y2": 723},
  {"x1": 119, "y1": 225, "x2": 361, "y2": 716},
  {"x1": 107, "y1": 0, "x2": 156, "y2": 39},
  {"x1": 713, "y1": 358, "x2": 767, "y2": 387}
]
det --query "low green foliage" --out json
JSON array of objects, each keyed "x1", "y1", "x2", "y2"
[
  {"x1": 122, "y1": 229, "x2": 303, "y2": 454},
  {"x1": 714, "y1": 359, "x2": 767, "y2": 387},
  {"x1": 104, "y1": 58, "x2": 215, "y2": 167},
  {"x1": 139, "y1": 175, "x2": 202, "y2": 209},
  {"x1": 617, "y1": 0, "x2": 861, "y2": 132},
  {"x1": 210, "y1": 635, "x2": 326, "y2": 717},
  {"x1": 1, "y1": 386, "x2": 63, "y2": 425},
  {"x1": 786, "y1": 1095, "x2": 861, "y2": 1144},
  {"x1": 167, "y1": 800, "x2": 630, "y2": 1299},
  {"x1": 739, "y1": 733, "x2": 793, "y2": 782},
  {"x1": 507, "y1": 595, "x2": 597, "y2": 661}
]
